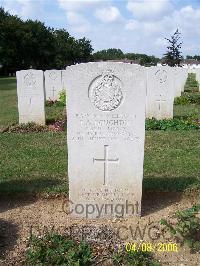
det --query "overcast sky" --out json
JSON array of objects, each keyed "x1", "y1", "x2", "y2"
[{"x1": 1, "y1": 0, "x2": 200, "y2": 57}]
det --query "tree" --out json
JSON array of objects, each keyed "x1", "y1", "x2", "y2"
[
  {"x1": 163, "y1": 29, "x2": 183, "y2": 67},
  {"x1": 186, "y1": 55, "x2": 200, "y2": 61},
  {"x1": 93, "y1": 48, "x2": 124, "y2": 61},
  {"x1": 53, "y1": 31, "x2": 93, "y2": 68},
  {"x1": 0, "y1": 7, "x2": 25, "y2": 74},
  {"x1": 139, "y1": 54, "x2": 160, "y2": 66},
  {"x1": 0, "y1": 7, "x2": 93, "y2": 74},
  {"x1": 73, "y1": 37, "x2": 93, "y2": 64},
  {"x1": 22, "y1": 20, "x2": 55, "y2": 69},
  {"x1": 53, "y1": 29, "x2": 76, "y2": 68},
  {"x1": 92, "y1": 49, "x2": 160, "y2": 66}
]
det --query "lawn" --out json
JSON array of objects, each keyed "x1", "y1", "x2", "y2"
[
  {"x1": 174, "y1": 104, "x2": 200, "y2": 118},
  {"x1": 0, "y1": 77, "x2": 199, "y2": 195},
  {"x1": 0, "y1": 132, "x2": 67, "y2": 194},
  {"x1": 0, "y1": 130, "x2": 199, "y2": 194},
  {"x1": 0, "y1": 77, "x2": 18, "y2": 131}
]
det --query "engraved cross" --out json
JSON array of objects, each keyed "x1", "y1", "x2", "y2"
[
  {"x1": 52, "y1": 86, "x2": 56, "y2": 98},
  {"x1": 155, "y1": 94, "x2": 166, "y2": 111},
  {"x1": 93, "y1": 145, "x2": 119, "y2": 185}
]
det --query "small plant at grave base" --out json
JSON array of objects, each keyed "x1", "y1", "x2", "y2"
[
  {"x1": 45, "y1": 99, "x2": 58, "y2": 107},
  {"x1": 112, "y1": 249, "x2": 161, "y2": 266},
  {"x1": 145, "y1": 118, "x2": 199, "y2": 130},
  {"x1": 46, "y1": 99, "x2": 65, "y2": 107},
  {"x1": 174, "y1": 95, "x2": 191, "y2": 105},
  {"x1": 26, "y1": 233, "x2": 93, "y2": 266},
  {"x1": 160, "y1": 204, "x2": 200, "y2": 253},
  {"x1": 7, "y1": 122, "x2": 49, "y2": 133},
  {"x1": 58, "y1": 89, "x2": 66, "y2": 106}
]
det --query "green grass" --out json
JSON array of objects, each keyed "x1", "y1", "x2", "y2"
[
  {"x1": 0, "y1": 77, "x2": 199, "y2": 195},
  {"x1": 184, "y1": 73, "x2": 199, "y2": 92},
  {"x1": 0, "y1": 132, "x2": 67, "y2": 194},
  {"x1": 174, "y1": 73, "x2": 200, "y2": 118},
  {"x1": 174, "y1": 104, "x2": 200, "y2": 119},
  {"x1": 46, "y1": 105, "x2": 65, "y2": 123},
  {"x1": 0, "y1": 77, "x2": 18, "y2": 131},
  {"x1": 0, "y1": 131, "x2": 199, "y2": 194},
  {"x1": 144, "y1": 131, "x2": 200, "y2": 177}
]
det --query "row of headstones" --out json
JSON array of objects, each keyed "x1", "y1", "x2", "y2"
[
  {"x1": 16, "y1": 70, "x2": 64, "y2": 125},
  {"x1": 15, "y1": 63, "x2": 197, "y2": 218},
  {"x1": 16, "y1": 64, "x2": 190, "y2": 126}
]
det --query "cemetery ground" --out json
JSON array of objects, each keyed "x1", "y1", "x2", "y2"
[{"x1": 0, "y1": 77, "x2": 200, "y2": 265}]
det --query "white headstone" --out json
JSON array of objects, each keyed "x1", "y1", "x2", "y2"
[
  {"x1": 44, "y1": 70, "x2": 62, "y2": 101},
  {"x1": 181, "y1": 68, "x2": 188, "y2": 92},
  {"x1": 62, "y1": 70, "x2": 68, "y2": 91},
  {"x1": 16, "y1": 70, "x2": 45, "y2": 125},
  {"x1": 146, "y1": 66, "x2": 174, "y2": 119},
  {"x1": 174, "y1": 67, "x2": 183, "y2": 97},
  {"x1": 64, "y1": 62, "x2": 146, "y2": 218},
  {"x1": 194, "y1": 69, "x2": 200, "y2": 91}
]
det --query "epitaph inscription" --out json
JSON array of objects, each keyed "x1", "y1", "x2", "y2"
[{"x1": 79, "y1": 187, "x2": 134, "y2": 202}]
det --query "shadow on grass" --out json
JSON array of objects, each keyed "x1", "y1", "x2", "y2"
[
  {"x1": 143, "y1": 176, "x2": 197, "y2": 192},
  {"x1": 0, "y1": 219, "x2": 19, "y2": 261},
  {"x1": 0, "y1": 178, "x2": 64, "y2": 194},
  {"x1": 142, "y1": 177, "x2": 198, "y2": 216},
  {"x1": 0, "y1": 178, "x2": 66, "y2": 211},
  {"x1": 142, "y1": 191, "x2": 182, "y2": 217}
]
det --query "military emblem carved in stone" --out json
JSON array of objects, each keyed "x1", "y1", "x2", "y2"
[{"x1": 89, "y1": 69, "x2": 123, "y2": 111}]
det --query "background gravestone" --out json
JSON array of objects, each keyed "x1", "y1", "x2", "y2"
[
  {"x1": 16, "y1": 70, "x2": 45, "y2": 125},
  {"x1": 64, "y1": 62, "x2": 146, "y2": 218},
  {"x1": 194, "y1": 69, "x2": 200, "y2": 91},
  {"x1": 181, "y1": 68, "x2": 188, "y2": 92},
  {"x1": 174, "y1": 67, "x2": 184, "y2": 97},
  {"x1": 146, "y1": 66, "x2": 174, "y2": 119},
  {"x1": 62, "y1": 70, "x2": 68, "y2": 91},
  {"x1": 44, "y1": 70, "x2": 62, "y2": 101}
]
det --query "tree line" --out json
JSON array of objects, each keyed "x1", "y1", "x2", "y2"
[
  {"x1": 93, "y1": 49, "x2": 160, "y2": 66},
  {"x1": 1, "y1": 7, "x2": 196, "y2": 75},
  {"x1": 186, "y1": 55, "x2": 200, "y2": 61},
  {"x1": 0, "y1": 7, "x2": 163, "y2": 75},
  {"x1": 0, "y1": 7, "x2": 93, "y2": 75}
]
